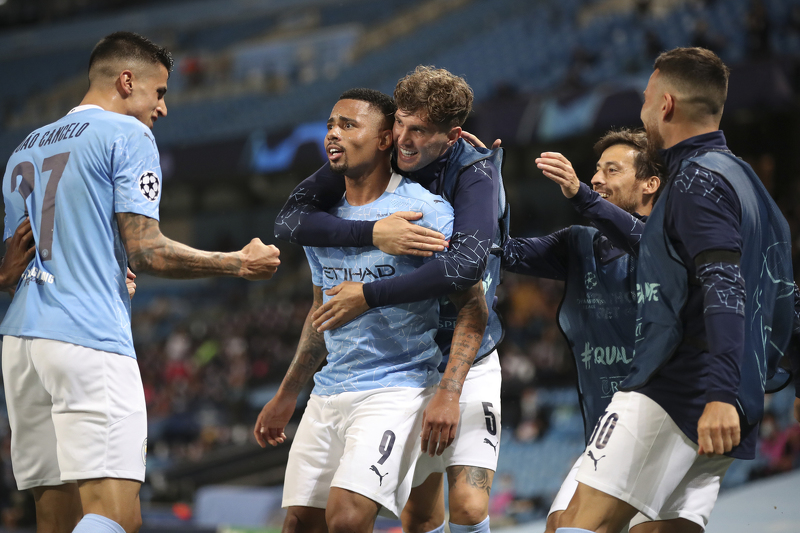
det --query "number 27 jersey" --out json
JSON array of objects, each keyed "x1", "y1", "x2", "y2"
[{"x1": 0, "y1": 105, "x2": 162, "y2": 358}]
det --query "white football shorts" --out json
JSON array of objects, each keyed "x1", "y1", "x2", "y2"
[
  {"x1": 412, "y1": 350, "x2": 502, "y2": 486},
  {"x1": 282, "y1": 386, "x2": 434, "y2": 518},
  {"x1": 575, "y1": 391, "x2": 733, "y2": 529},
  {"x1": 2, "y1": 336, "x2": 147, "y2": 490}
]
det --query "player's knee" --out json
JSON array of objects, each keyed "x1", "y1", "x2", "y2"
[
  {"x1": 35, "y1": 504, "x2": 82, "y2": 533},
  {"x1": 449, "y1": 499, "x2": 489, "y2": 526},
  {"x1": 401, "y1": 509, "x2": 443, "y2": 533},
  {"x1": 327, "y1": 506, "x2": 372, "y2": 533},
  {"x1": 545, "y1": 511, "x2": 562, "y2": 533},
  {"x1": 122, "y1": 512, "x2": 143, "y2": 533}
]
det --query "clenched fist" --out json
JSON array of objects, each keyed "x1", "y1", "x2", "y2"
[{"x1": 239, "y1": 238, "x2": 281, "y2": 280}]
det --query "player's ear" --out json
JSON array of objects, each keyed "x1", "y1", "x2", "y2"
[
  {"x1": 644, "y1": 175, "x2": 660, "y2": 195},
  {"x1": 662, "y1": 93, "x2": 675, "y2": 122},
  {"x1": 117, "y1": 70, "x2": 134, "y2": 98},
  {"x1": 378, "y1": 128, "x2": 393, "y2": 152},
  {"x1": 446, "y1": 126, "x2": 461, "y2": 147}
]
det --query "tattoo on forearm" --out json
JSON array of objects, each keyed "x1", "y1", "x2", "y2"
[
  {"x1": 117, "y1": 212, "x2": 242, "y2": 278},
  {"x1": 283, "y1": 290, "x2": 328, "y2": 394},
  {"x1": 448, "y1": 466, "x2": 493, "y2": 496},
  {"x1": 439, "y1": 285, "x2": 488, "y2": 394}
]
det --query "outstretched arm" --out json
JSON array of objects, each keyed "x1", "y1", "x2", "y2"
[
  {"x1": 117, "y1": 212, "x2": 280, "y2": 280},
  {"x1": 501, "y1": 229, "x2": 570, "y2": 280},
  {"x1": 537, "y1": 152, "x2": 645, "y2": 256},
  {"x1": 275, "y1": 163, "x2": 446, "y2": 255},
  {"x1": 0, "y1": 218, "x2": 35, "y2": 293},
  {"x1": 254, "y1": 286, "x2": 327, "y2": 447},
  {"x1": 420, "y1": 282, "x2": 488, "y2": 456}
]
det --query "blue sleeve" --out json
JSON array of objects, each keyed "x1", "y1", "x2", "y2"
[
  {"x1": 274, "y1": 162, "x2": 374, "y2": 247},
  {"x1": 669, "y1": 165, "x2": 744, "y2": 405},
  {"x1": 303, "y1": 246, "x2": 323, "y2": 287},
  {"x1": 362, "y1": 161, "x2": 499, "y2": 307},
  {"x1": 501, "y1": 229, "x2": 570, "y2": 281},
  {"x1": 569, "y1": 182, "x2": 645, "y2": 256},
  {"x1": 112, "y1": 126, "x2": 162, "y2": 220}
]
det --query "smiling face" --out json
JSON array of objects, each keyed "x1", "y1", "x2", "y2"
[
  {"x1": 126, "y1": 63, "x2": 169, "y2": 128},
  {"x1": 326, "y1": 98, "x2": 390, "y2": 177},
  {"x1": 591, "y1": 143, "x2": 645, "y2": 215},
  {"x1": 392, "y1": 109, "x2": 456, "y2": 173}
]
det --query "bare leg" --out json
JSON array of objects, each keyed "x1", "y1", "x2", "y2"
[
  {"x1": 283, "y1": 506, "x2": 328, "y2": 533},
  {"x1": 32, "y1": 484, "x2": 82, "y2": 533},
  {"x1": 326, "y1": 487, "x2": 380, "y2": 533},
  {"x1": 558, "y1": 482, "x2": 638, "y2": 533},
  {"x1": 77, "y1": 478, "x2": 142, "y2": 533},
  {"x1": 545, "y1": 510, "x2": 564, "y2": 533},
  {"x1": 401, "y1": 473, "x2": 445, "y2": 533},
  {"x1": 447, "y1": 466, "x2": 493, "y2": 526}
]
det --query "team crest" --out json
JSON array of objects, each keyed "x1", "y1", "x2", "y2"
[{"x1": 139, "y1": 171, "x2": 160, "y2": 202}]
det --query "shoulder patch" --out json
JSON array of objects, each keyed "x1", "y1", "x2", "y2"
[{"x1": 138, "y1": 171, "x2": 160, "y2": 202}]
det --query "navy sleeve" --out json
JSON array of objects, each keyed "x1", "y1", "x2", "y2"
[
  {"x1": 274, "y1": 162, "x2": 375, "y2": 247},
  {"x1": 669, "y1": 165, "x2": 744, "y2": 405},
  {"x1": 569, "y1": 183, "x2": 645, "y2": 256},
  {"x1": 501, "y1": 229, "x2": 570, "y2": 281},
  {"x1": 791, "y1": 283, "x2": 800, "y2": 398},
  {"x1": 362, "y1": 161, "x2": 499, "y2": 307}
]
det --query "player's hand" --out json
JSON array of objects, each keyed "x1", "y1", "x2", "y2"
[
  {"x1": 420, "y1": 389, "x2": 460, "y2": 457},
  {"x1": 0, "y1": 218, "x2": 35, "y2": 292},
  {"x1": 312, "y1": 281, "x2": 369, "y2": 332},
  {"x1": 459, "y1": 131, "x2": 502, "y2": 150},
  {"x1": 254, "y1": 391, "x2": 297, "y2": 447},
  {"x1": 793, "y1": 397, "x2": 800, "y2": 425},
  {"x1": 697, "y1": 401, "x2": 740, "y2": 456},
  {"x1": 239, "y1": 238, "x2": 280, "y2": 280},
  {"x1": 373, "y1": 212, "x2": 448, "y2": 257},
  {"x1": 126, "y1": 268, "x2": 136, "y2": 299},
  {"x1": 535, "y1": 152, "x2": 580, "y2": 198}
]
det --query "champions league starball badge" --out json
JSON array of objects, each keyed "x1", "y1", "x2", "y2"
[{"x1": 139, "y1": 171, "x2": 160, "y2": 202}]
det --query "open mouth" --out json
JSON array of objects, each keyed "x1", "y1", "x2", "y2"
[{"x1": 328, "y1": 145, "x2": 344, "y2": 162}]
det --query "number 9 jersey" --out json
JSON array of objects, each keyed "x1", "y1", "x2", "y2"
[{"x1": 0, "y1": 105, "x2": 162, "y2": 359}]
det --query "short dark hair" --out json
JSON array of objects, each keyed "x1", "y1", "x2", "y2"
[
  {"x1": 394, "y1": 66, "x2": 473, "y2": 129},
  {"x1": 339, "y1": 88, "x2": 396, "y2": 129},
  {"x1": 594, "y1": 127, "x2": 664, "y2": 199},
  {"x1": 653, "y1": 47, "x2": 730, "y2": 119},
  {"x1": 89, "y1": 31, "x2": 173, "y2": 81}
]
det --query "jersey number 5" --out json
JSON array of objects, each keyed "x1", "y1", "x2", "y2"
[{"x1": 10, "y1": 152, "x2": 70, "y2": 262}]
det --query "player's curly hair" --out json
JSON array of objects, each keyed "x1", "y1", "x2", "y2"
[
  {"x1": 393, "y1": 66, "x2": 473, "y2": 129},
  {"x1": 89, "y1": 31, "x2": 173, "y2": 81}
]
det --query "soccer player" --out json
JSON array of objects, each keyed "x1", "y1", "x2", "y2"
[
  {"x1": 1, "y1": 32, "x2": 280, "y2": 533},
  {"x1": 273, "y1": 67, "x2": 508, "y2": 533},
  {"x1": 500, "y1": 129, "x2": 662, "y2": 533},
  {"x1": 557, "y1": 47, "x2": 796, "y2": 533},
  {"x1": 253, "y1": 88, "x2": 487, "y2": 533}
]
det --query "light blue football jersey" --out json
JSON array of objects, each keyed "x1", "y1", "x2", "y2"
[
  {"x1": 1, "y1": 105, "x2": 162, "y2": 358},
  {"x1": 306, "y1": 173, "x2": 454, "y2": 395}
]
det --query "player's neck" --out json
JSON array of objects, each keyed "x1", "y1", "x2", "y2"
[
  {"x1": 79, "y1": 88, "x2": 124, "y2": 115},
  {"x1": 344, "y1": 159, "x2": 393, "y2": 206},
  {"x1": 661, "y1": 121, "x2": 719, "y2": 150}
]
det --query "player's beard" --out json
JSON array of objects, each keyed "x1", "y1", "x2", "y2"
[
  {"x1": 644, "y1": 119, "x2": 665, "y2": 168},
  {"x1": 330, "y1": 157, "x2": 347, "y2": 175}
]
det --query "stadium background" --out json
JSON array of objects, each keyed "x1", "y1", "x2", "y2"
[{"x1": 1, "y1": 0, "x2": 800, "y2": 530}]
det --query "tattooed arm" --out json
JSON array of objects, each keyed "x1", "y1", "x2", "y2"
[
  {"x1": 254, "y1": 286, "x2": 328, "y2": 447},
  {"x1": 420, "y1": 282, "x2": 488, "y2": 456},
  {"x1": 0, "y1": 218, "x2": 35, "y2": 294},
  {"x1": 117, "y1": 212, "x2": 280, "y2": 280}
]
